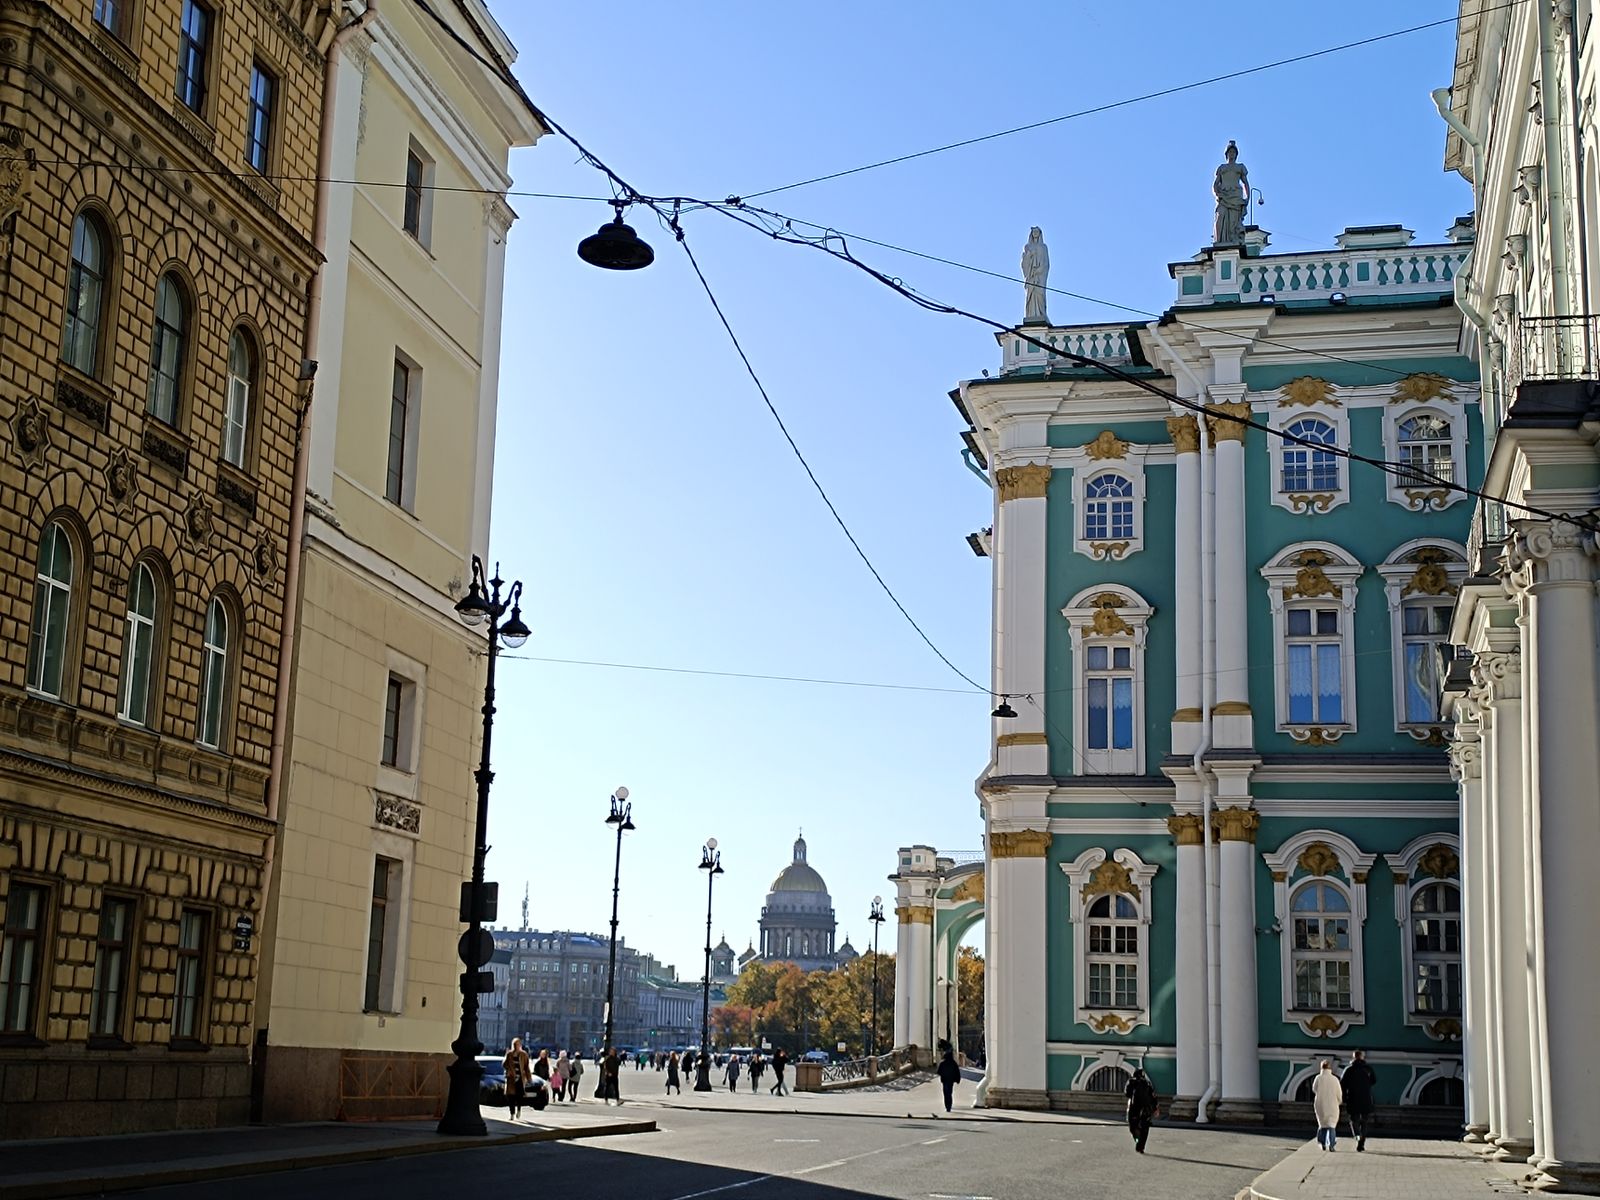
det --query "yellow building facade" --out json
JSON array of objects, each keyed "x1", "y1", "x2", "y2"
[
  {"x1": 253, "y1": 0, "x2": 542, "y2": 1122},
  {"x1": 0, "y1": 0, "x2": 337, "y2": 1136}
]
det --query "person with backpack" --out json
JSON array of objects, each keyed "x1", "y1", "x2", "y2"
[{"x1": 1124, "y1": 1067, "x2": 1157, "y2": 1153}]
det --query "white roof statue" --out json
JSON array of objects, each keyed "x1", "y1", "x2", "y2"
[
  {"x1": 1021, "y1": 226, "x2": 1050, "y2": 326},
  {"x1": 1213, "y1": 140, "x2": 1249, "y2": 247}
]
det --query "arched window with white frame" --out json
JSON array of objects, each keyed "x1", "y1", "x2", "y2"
[
  {"x1": 198, "y1": 595, "x2": 230, "y2": 750},
  {"x1": 1263, "y1": 831, "x2": 1375, "y2": 1036},
  {"x1": 1377, "y1": 542, "x2": 1467, "y2": 735},
  {"x1": 1062, "y1": 848, "x2": 1158, "y2": 1034},
  {"x1": 118, "y1": 560, "x2": 159, "y2": 726},
  {"x1": 146, "y1": 272, "x2": 190, "y2": 425},
  {"x1": 1281, "y1": 418, "x2": 1339, "y2": 493},
  {"x1": 223, "y1": 327, "x2": 257, "y2": 468},
  {"x1": 1260, "y1": 545, "x2": 1363, "y2": 741},
  {"x1": 1085, "y1": 893, "x2": 1139, "y2": 1009},
  {"x1": 1083, "y1": 473, "x2": 1135, "y2": 543},
  {"x1": 1060, "y1": 587, "x2": 1153, "y2": 774},
  {"x1": 62, "y1": 211, "x2": 110, "y2": 377},
  {"x1": 1396, "y1": 413, "x2": 1454, "y2": 486},
  {"x1": 1382, "y1": 386, "x2": 1471, "y2": 510},
  {"x1": 1290, "y1": 880, "x2": 1353, "y2": 1011},
  {"x1": 27, "y1": 520, "x2": 77, "y2": 699},
  {"x1": 1383, "y1": 836, "x2": 1463, "y2": 1037}
]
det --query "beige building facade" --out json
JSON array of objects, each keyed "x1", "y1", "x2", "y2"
[
  {"x1": 253, "y1": 0, "x2": 542, "y2": 1122},
  {"x1": 0, "y1": 0, "x2": 337, "y2": 1136}
]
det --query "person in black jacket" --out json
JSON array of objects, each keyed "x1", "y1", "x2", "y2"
[
  {"x1": 1340, "y1": 1050, "x2": 1378, "y2": 1152},
  {"x1": 1124, "y1": 1068, "x2": 1158, "y2": 1154},
  {"x1": 937, "y1": 1047, "x2": 962, "y2": 1113}
]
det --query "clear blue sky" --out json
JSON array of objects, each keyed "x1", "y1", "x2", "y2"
[{"x1": 469, "y1": 2, "x2": 1470, "y2": 977}]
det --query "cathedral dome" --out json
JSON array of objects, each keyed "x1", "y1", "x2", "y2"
[{"x1": 768, "y1": 835, "x2": 829, "y2": 894}]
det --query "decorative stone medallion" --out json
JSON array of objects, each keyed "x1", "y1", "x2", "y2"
[
  {"x1": 8, "y1": 395, "x2": 50, "y2": 468},
  {"x1": 182, "y1": 494, "x2": 214, "y2": 553},
  {"x1": 104, "y1": 446, "x2": 140, "y2": 513},
  {"x1": 250, "y1": 532, "x2": 279, "y2": 585}
]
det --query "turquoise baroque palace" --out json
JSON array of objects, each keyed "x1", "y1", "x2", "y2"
[{"x1": 908, "y1": 149, "x2": 1481, "y2": 1125}]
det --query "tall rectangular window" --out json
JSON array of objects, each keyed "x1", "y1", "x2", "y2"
[
  {"x1": 1401, "y1": 601, "x2": 1453, "y2": 724},
  {"x1": 90, "y1": 896, "x2": 135, "y2": 1039},
  {"x1": 93, "y1": 0, "x2": 128, "y2": 39},
  {"x1": 381, "y1": 675, "x2": 404, "y2": 767},
  {"x1": 402, "y1": 146, "x2": 434, "y2": 244},
  {"x1": 365, "y1": 857, "x2": 398, "y2": 1012},
  {"x1": 172, "y1": 909, "x2": 209, "y2": 1040},
  {"x1": 386, "y1": 357, "x2": 411, "y2": 507},
  {"x1": 246, "y1": 62, "x2": 277, "y2": 173},
  {"x1": 176, "y1": 0, "x2": 211, "y2": 114},
  {"x1": 1286, "y1": 607, "x2": 1343, "y2": 724},
  {"x1": 0, "y1": 883, "x2": 48, "y2": 1034},
  {"x1": 1084, "y1": 643, "x2": 1134, "y2": 751}
]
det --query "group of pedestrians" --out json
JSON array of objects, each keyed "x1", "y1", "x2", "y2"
[
  {"x1": 501, "y1": 1039, "x2": 590, "y2": 1119},
  {"x1": 658, "y1": 1048, "x2": 789, "y2": 1096}
]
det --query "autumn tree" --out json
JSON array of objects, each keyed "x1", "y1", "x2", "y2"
[{"x1": 956, "y1": 945, "x2": 984, "y2": 1061}]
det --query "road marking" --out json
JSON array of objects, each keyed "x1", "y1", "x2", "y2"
[
  {"x1": 921, "y1": 1137, "x2": 947, "y2": 1145},
  {"x1": 793, "y1": 1137, "x2": 936, "y2": 1177},
  {"x1": 928, "y1": 1194, "x2": 995, "y2": 1199},
  {"x1": 663, "y1": 1177, "x2": 776, "y2": 1200},
  {"x1": 773, "y1": 1138, "x2": 820, "y2": 1143}
]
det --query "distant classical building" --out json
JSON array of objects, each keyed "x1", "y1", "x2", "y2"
[
  {"x1": 756, "y1": 834, "x2": 844, "y2": 973},
  {"x1": 489, "y1": 929, "x2": 641, "y2": 1053}
]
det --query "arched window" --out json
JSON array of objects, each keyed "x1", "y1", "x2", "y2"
[
  {"x1": 1281, "y1": 418, "x2": 1339, "y2": 493},
  {"x1": 1410, "y1": 881, "x2": 1462, "y2": 1016},
  {"x1": 1417, "y1": 1075, "x2": 1465, "y2": 1107},
  {"x1": 1397, "y1": 414, "x2": 1454, "y2": 486},
  {"x1": 223, "y1": 328, "x2": 257, "y2": 468},
  {"x1": 62, "y1": 213, "x2": 109, "y2": 376},
  {"x1": 1294, "y1": 1075, "x2": 1316, "y2": 1103},
  {"x1": 1086, "y1": 893, "x2": 1139, "y2": 1009},
  {"x1": 146, "y1": 273, "x2": 189, "y2": 424},
  {"x1": 27, "y1": 521, "x2": 75, "y2": 698},
  {"x1": 1291, "y1": 881, "x2": 1353, "y2": 1011},
  {"x1": 1285, "y1": 603, "x2": 1344, "y2": 724},
  {"x1": 1083, "y1": 473, "x2": 1135, "y2": 542},
  {"x1": 197, "y1": 596, "x2": 229, "y2": 750},
  {"x1": 118, "y1": 562, "x2": 159, "y2": 725},
  {"x1": 1084, "y1": 1064, "x2": 1131, "y2": 1094}
]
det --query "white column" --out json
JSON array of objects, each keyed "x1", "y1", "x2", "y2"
[
  {"x1": 1167, "y1": 806, "x2": 1208, "y2": 1101},
  {"x1": 1475, "y1": 652, "x2": 1535, "y2": 1160},
  {"x1": 992, "y1": 463, "x2": 1051, "y2": 776},
  {"x1": 1450, "y1": 717, "x2": 1491, "y2": 1143},
  {"x1": 1168, "y1": 416, "x2": 1203, "y2": 756},
  {"x1": 987, "y1": 829, "x2": 1051, "y2": 1107},
  {"x1": 1474, "y1": 691, "x2": 1505, "y2": 1149},
  {"x1": 902, "y1": 907, "x2": 933, "y2": 1053},
  {"x1": 1205, "y1": 396, "x2": 1253, "y2": 748},
  {"x1": 1215, "y1": 806, "x2": 1260, "y2": 1111},
  {"x1": 1515, "y1": 521, "x2": 1600, "y2": 1192},
  {"x1": 471, "y1": 200, "x2": 515, "y2": 558},
  {"x1": 892, "y1": 915, "x2": 912, "y2": 1048}
]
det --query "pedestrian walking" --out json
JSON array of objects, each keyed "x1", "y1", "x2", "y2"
[
  {"x1": 682, "y1": 1048, "x2": 696, "y2": 1079},
  {"x1": 666, "y1": 1051, "x2": 682, "y2": 1095},
  {"x1": 553, "y1": 1051, "x2": 570, "y2": 1102},
  {"x1": 1312, "y1": 1059, "x2": 1344, "y2": 1151},
  {"x1": 725, "y1": 1054, "x2": 742, "y2": 1092},
  {"x1": 750, "y1": 1053, "x2": 763, "y2": 1093},
  {"x1": 602, "y1": 1046, "x2": 623, "y2": 1105},
  {"x1": 937, "y1": 1045, "x2": 963, "y2": 1113},
  {"x1": 1124, "y1": 1067, "x2": 1157, "y2": 1154},
  {"x1": 533, "y1": 1047, "x2": 552, "y2": 1093},
  {"x1": 1341, "y1": 1050, "x2": 1378, "y2": 1152},
  {"x1": 503, "y1": 1037, "x2": 532, "y2": 1121},
  {"x1": 770, "y1": 1048, "x2": 789, "y2": 1096},
  {"x1": 568, "y1": 1052, "x2": 585, "y2": 1101}
]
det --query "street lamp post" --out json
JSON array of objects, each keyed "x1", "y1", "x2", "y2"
[
  {"x1": 694, "y1": 839, "x2": 723, "y2": 1092},
  {"x1": 439, "y1": 557, "x2": 530, "y2": 1136},
  {"x1": 601, "y1": 788, "x2": 634, "y2": 1072},
  {"x1": 868, "y1": 895, "x2": 885, "y2": 1057}
]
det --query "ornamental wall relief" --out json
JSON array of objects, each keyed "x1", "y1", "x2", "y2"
[{"x1": 8, "y1": 395, "x2": 50, "y2": 469}]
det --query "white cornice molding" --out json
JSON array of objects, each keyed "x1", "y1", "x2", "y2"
[{"x1": 304, "y1": 513, "x2": 473, "y2": 639}]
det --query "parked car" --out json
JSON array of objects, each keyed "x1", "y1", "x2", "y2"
[
  {"x1": 477, "y1": 1055, "x2": 507, "y2": 1105},
  {"x1": 801, "y1": 1049, "x2": 830, "y2": 1064}
]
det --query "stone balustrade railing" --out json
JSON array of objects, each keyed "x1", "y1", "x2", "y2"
[
  {"x1": 1172, "y1": 245, "x2": 1470, "y2": 308},
  {"x1": 999, "y1": 323, "x2": 1136, "y2": 375}
]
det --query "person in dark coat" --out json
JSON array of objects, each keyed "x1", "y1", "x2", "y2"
[
  {"x1": 936, "y1": 1047, "x2": 962, "y2": 1113},
  {"x1": 601, "y1": 1047, "x2": 623, "y2": 1105},
  {"x1": 665, "y1": 1051, "x2": 681, "y2": 1095},
  {"x1": 770, "y1": 1049, "x2": 789, "y2": 1096},
  {"x1": 1124, "y1": 1067, "x2": 1158, "y2": 1154},
  {"x1": 1340, "y1": 1050, "x2": 1378, "y2": 1152}
]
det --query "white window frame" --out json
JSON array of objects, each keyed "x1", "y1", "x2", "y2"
[
  {"x1": 1060, "y1": 586, "x2": 1153, "y2": 774},
  {"x1": 1383, "y1": 402, "x2": 1467, "y2": 511},
  {"x1": 1262, "y1": 830, "x2": 1375, "y2": 1037},
  {"x1": 1383, "y1": 834, "x2": 1463, "y2": 1038},
  {"x1": 117, "y1": 561, "x2": 158, "y2": 725},
  {"x1": 197, "y1": 596, "x2": 229, "y2": 750},
  {"x1": 363, "y1": 831, "x2": 415, "y2": 1016},
  {"x1": 376, "y1": 648, "x2": 427, "y2": 800},
  {"x1": 1060, "y1": 847, "x2": 1158, "y2": 1035},
  {"x1": 1267, "y1": 403, "x2": 1350, "y2": 514},
  {"x1": 1063, "y1": 435, "x2": 1150, "y2": 560},
  {"x1": 1377, "y1": 540, "x2": 1468, "y2": 737},
  {"x1": 223, "y1": 328, "x2": 255, "y2": 469},
  {"x1": 27, "y1": 520, "x2": 75, "y2": 699},
  {"x1": 1260, "y1": 543, "x2": 1363, "y2": 742}
]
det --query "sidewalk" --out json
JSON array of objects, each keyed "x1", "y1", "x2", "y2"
[
  {"x1": 1248, "y1": 1137, "x2": 1529, "y2": 1199},
  {"x1": 0, "y1": 1105, "x2": 655, "y2": 1200}
]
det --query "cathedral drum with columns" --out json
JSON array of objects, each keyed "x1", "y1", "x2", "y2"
[
  {"x1": 931, "y1": 179, "x2": 1475, "y2": 1124},
  {"x1": 757, "y1": 835, "x2": 849, "y2": 973}
]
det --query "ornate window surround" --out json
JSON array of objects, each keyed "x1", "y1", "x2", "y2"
[
  {"x1": 1060, "y1": 585, "x2": 1154, "y2": 774},
  {"x1": 1382, "y1": 833, "x2": 1463, "y2": 1040},
  {"x1": 1376, "y1": 540, "x2": 1468, "y2": 738},
  {"x1": 1381, "y1": 386, "x2": 1468, "y2": 512},
  {"x1": 1259, "y1": 543, "x2": 1364, "y2": 742},
  {"x1": 1262, "y1": 829, "x2": 1376, "y2": 1037},
  {"x1": 1060, "y1": 430, "x2": 1151, "y2": 561},
  {"x1": 1264, "y1": 394, "x2": 1350, "y2": 515},
  {"x1": 1060, "y1": 847, "x2": 1159, "y2": 1035}
]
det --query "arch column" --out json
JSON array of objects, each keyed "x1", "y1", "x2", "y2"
[
  {"x1": 897, "y1": 903, "x2": 933, "y2": 1054},
  {"x1": 1215, "y1": 803, "x2": 1260, "y2": 1118},
  {"x1": 986, "y1": 827, "x2": 1051, "y2": 1109}
]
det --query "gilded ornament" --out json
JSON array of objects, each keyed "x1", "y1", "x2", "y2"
[
  {"x1": 1171, "y1": 707, "x2": 1203, "y2": 722},
  {"x1": 1291, "y1": 726, "x2": 1343, "y2": 746},
  {"x1": 1083, "y1": 429, "x2": 1130, "y2": 460},
  {"x1": 1165, "y1": 414, "x2": 1200, "y2": 454},
  {"x1": 895, "y1": 904, "x2": 933, "y2": 925},
  {"x1": 1087, "y1": 1013, "x2": 1132, "y2": 1034},
  {"x1": 1270, "y1": 870, "x2": 1288, "y2": 882},
  {"x1": 1279, "y1": 376, "x2": 1336, "y2": 408},
  {"x1": 996, "y1": 731, "x2": 1048, "y2": 749},
  {"x1": 1391, "y1": 871, "x2": 1409, "y2": 884},
  {"x1": 1082, "y1": 858, "x2": 1141, "y2": 901},
  {"x1": 951, "y1": 873, "x2": 984, "y2": 904},
  {"x1": 1426, "y1": 1017, "x2": 1463, "y2": 1041},
  {"x1": 1297, "y1": 842, "x2": 1341, "y2": 878},
  {"x1": 1088, "y1": 593, "x2": 1133, "y2": 637},
  {"x1": 1286, "y1": 493, "x2": 1336, "y2": 514},
  {"x1": 1088, "y1": 540, "x2": 1131, "y2": 560},
  {"x1": 1212, "y1": 807, "x2": 1260, "y2": 843},
  {"x1": 1404, "y1": 488, "x2": 1453, "y2": 511},
  {"x1": 990, "y1": 829, "x2": 1052, "y2": 858},
  {"x1": 1166, "y1": 814, "x2": 1204, "y2": 847},
  {"x1": 1417, "y1": 843, "x2": 1459, "y2": 879},
  {"x1": 1204, "y1": 401, "x2": 1253, "y2": 443},
  {"x1": 1284, "y1": 550, "x2": 1343, "y2": 600},
  {"x1": 995, "y1": 463, "x2": 1052, "y2": 502},
  {"x1": 1211, "y1": 700, "x2": 1251, "y2": 716},
  {"x1": 1305, "y1": 1013, "x2": 1343, "y2": 1037},
  {"x1": 1402, "y1": 549, "x2": 1459, "y2": 597},
  {"x1": 8, "y1": 395, "x2": 50, "y2": 469},
  {"x1": 1389, "y1": 373, "x2": 1454, "y2": 405}
]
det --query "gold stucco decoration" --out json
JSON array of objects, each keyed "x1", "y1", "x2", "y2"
[
  {"x1": 1087, "y1": 1013, "x2": 1133, "y2": 1034},
  {"x1": 1292, "y1": 726, "x2": 1343, "y2": 746},
  {"x1": 1211, "y1": 700, "x2": 1252, "y2": 716},
  {"x1": 1404, "y1": 488, "x2": 1453, "y2": 512},
  {"x1": 1390, "y1": 373, "x2": 1454, "y2": 405},
  {"x1": 1212, "y1": 807, "x2": 1260, "y2": 843},
  {"x1": 1286, "y1": 492, "x2": 1337, "y2": 514},
  {"x1": 1426, "y1": 1017, "x2": 1463, "y2": 1041},
  {"x1": 1087, "y1": 593, "x2": 1134, "y2": 637},
  {"x1": 1297, "y1": 842, "x2": 1341, "y2": 877},
  {"x1": 990, "y1": 829, "x2": 1052, "y2": 859},
  {"x1": 996, "y1": 731, "x2": 1048, "y2": 749},
  {"x1": 1166, "y1": 814, "x2": 1203, "y2": 847},
  {"x1": 1204, "y1": 401, "x2": 1253, "y2": 443},
  {"x1": 1280, "y1": 377, "x2": 1337, "y2": 408},
  {"x1": 1283, "y1": 550, "x2": 1343, "y2": 601},
  {"x1": 895, "y1": 904, "x2": 933, "y2": 925},
  {"x1": 1418, "y1": 843, "x2": 1460, "y2": 879},
  {"x1": 1305, "y1": 1013, "x2": 1343, "y2": 1037},
  {"x1": 1083, "y1": 429, "x2": 1130, "y2": 460},
  {"x1": 1402, "y1": 549, "x2": 1459, "y2": 597},
  {"x1": 995, "y1": 463, "x2": 1052, "y2": 502},
  {"x1": 1082, "y1": 858, "x2": 1141, "y2": 901},
  {"x1": 1165, "y1": 414, "x2": 1199, "y2": 454},
  {"x1": 1172, "y1": 707, "x2": 1203, "y2": 723},
  {"x1": 1088, "y1": 540, "x2": 1132, "y2": 561},
  {"x1": 951, "y1": 873, "x2": 984, "y2": 904}
]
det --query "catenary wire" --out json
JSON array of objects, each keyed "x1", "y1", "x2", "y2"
[{"x1": 734, "y1": 1, "x2": 1527, "y2": 201}]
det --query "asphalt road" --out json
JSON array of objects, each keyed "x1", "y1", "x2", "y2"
[{"x1": 129, "y1": 1103, "x2": 1303, "y2": 1200}]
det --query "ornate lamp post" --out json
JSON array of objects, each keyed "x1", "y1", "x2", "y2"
[
  {"x1": 601, "y1": 787, "x2": 634, "y2": 1064},
  {"x1": 694, "y1": 838, "x2": 723, "y2": 1093},
  {"x1": 439, "y1": 557, "x2": 529, "y2": 1136},
  {"x1": 868, "y1": 895, "x2": 886, "y2": 1057}
]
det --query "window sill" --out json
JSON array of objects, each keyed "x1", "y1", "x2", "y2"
[
  {"x1": 89, "y1": 24, "x2": 138, "y2": 78},
  {"x1": 54, "y1": 365, "x2": 115, "y2": 433},
  {"x1": 1280, "y1": 725, "x2": 1353, "y2": 746},
  {"x1": 239, "y1": 169, "x2": 281, "y2": 212},
  {"x1": 88, "y1": 1034, "x2": 133, "y2": 1051},
  {"x1": 169, "y1": 101, "x2": 216, "y2": 152},
  {"x1": 0, "y1": 1032, "x2": 49, "y2": 1048},
  {"x1": 167, "y1": 1038, "x2": 212, "y2": 1053},
  {"x1": 216, "y1": 459, "x2": 258, "y2": 518},
  {"x1": 141, "y1": 417, "x2": 190, "y2": 478}
]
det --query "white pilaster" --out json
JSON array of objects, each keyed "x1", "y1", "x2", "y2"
[
  {"x1": 1167, "y1": 800, "x2": 1208, "y2": 1102},
  {"x1": 471, "y1": 200, "x2": 515, "y2": 558},
  {"x1": 1205, "y1": 393, "x2": 1253, "y2": 747},
  {"x1": 1215, "y1": 804, "x2": 1261, "y2": 1111},
  {"x1": 902, "y1": 909, "x2": 933, "y2": 1053},
  {"x1": 1168, "y1": 415, "x2": 1203, "y2": 755},
  {"x1": 1449, "y1": 715, "x2": 1490, "y2": 1143},
  {"x1": 992, "y1": 459, "x2": 1052, "y2": 776},
  {"x1": 986, "y1": 822, "x2": 1051, "y2": 1108}
]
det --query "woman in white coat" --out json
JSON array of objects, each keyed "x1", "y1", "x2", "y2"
[{"x1": 1312, "y1": 1060, "x2": 1344, "y2": 1151}]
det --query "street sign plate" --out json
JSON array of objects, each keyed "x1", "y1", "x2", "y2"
[{"x1": 458, "y1": 927, "x2": 494, "y2": 968}]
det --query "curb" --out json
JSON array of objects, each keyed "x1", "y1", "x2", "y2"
[
  {"x1": 637, "y1": 1100, "x2": 1109, "y2": 1126},
  {"x1": 6, "y1": 1118, "x2": 657, "y2": 1200}
]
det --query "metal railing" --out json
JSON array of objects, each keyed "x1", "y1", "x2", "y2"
[
  {"x1": 819, "y1": 1045, "x2": 919, "y2": 1088},
  {"x1": 1467, "y1": 499, "x2": 1509, "y2": 576},
  {"x1": 822, "y1": 1056, "x2": 871, "y2": 1085},
  {"x1": 1506, "y1": 314, "x2": 1600, "y2": 392}
]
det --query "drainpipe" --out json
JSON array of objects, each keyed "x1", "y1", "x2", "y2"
[
  {"x1": 1144, "y1": 327, "x2": 1220, "y2": 1123},
  {"x1": 1538, "y1": 1, "x2": 1575, "y2": 316},
  {"x1": 1431, "y1": 88, "x2": 1493, "y2": 336},
  {"x1": 1566, "y1": 4, "x2": 1591, "y2": 309}
]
